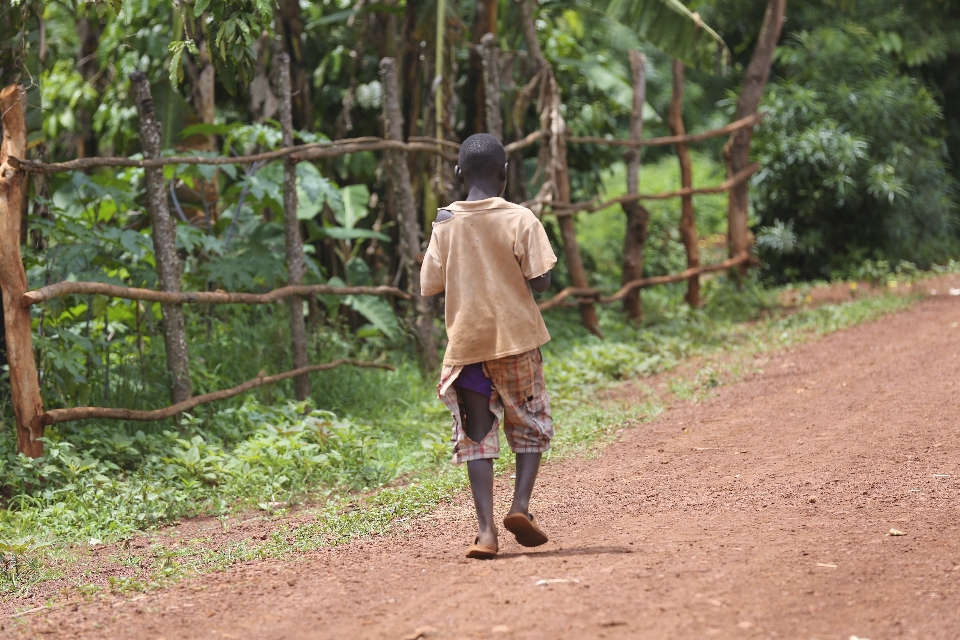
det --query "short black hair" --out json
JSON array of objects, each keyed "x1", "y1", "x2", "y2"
[{"x1": 458, "y1": 133, "x2": 506, "y2": 180}]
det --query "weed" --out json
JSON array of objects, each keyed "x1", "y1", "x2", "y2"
[
  {"x1": 0, "y1": 539, "x2": 45, "y2": 596},
  {"x1": 107, "y1": 575, "x2": 146, "y2": 594}
]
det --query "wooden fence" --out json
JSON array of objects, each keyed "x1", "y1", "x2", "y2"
[{"x1": 0, "y1": 48, "x2": 761, "y2": 457}]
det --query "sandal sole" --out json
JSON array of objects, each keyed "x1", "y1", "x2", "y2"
[{"x1": 503, "y1": 513, "x2": 549, "y2": 547}]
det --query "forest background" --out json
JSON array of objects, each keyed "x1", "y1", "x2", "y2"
[{"x1": 0, "y1": 0, "x2": 959, "y2": 587}]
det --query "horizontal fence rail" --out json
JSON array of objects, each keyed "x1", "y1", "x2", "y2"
[
  {"x1": 566, "y1": 113, "x2": 762, "y2": 148},
  {"x1": 542, "y1": 164, "x2": 760, "y2": 216},
  {"x1": 21, "y1": 282, "x2": 410, "y2": 307},
  {"x1": 41, "y1": 359, "x2": 395, "y2": 425},
  {"x1": 537, "y1": 252, "x2": 755, "y2": 312},
  {"x1": 8, "y1": 115, "x2": 759, "y2": 175}
]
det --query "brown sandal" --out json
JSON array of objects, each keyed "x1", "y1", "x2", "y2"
[
  {"x1": 465, "y1": 537, "x2": 498, "y2": 559},
  {"x1": 503, "y1": 512, "x2": 549, "y2": 547}
]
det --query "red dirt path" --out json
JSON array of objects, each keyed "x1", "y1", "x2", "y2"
[{"x1": 10, "y1": 290, "x2": 960, "y2": 639}]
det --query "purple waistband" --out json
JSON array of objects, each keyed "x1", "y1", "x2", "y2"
[{"x1": 454, "y1": 362, "x2": 494, "y2": 397}]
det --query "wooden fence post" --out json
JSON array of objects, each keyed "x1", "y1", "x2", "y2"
[
  {"x1": 380, "y1": 57, "x2": 439, "y2": 374},
  {"x1": 277, "y1": 53, "x2": 310, "y2": 401},
  {"x1": 669, "y1": 59, "x2": 700, "y2": 307},
  {"x1": 0, "y1": 85, "x2": 44, "y2": 457},
  {"x1": 621, "y1": 51, "x2": 648, "y2": 322},
  {"x1": 480, "y1": 33, "x2": 503, "y2": 142},
  {"x1": 130, "y1": 72, "x2": 193, "y2": 405},
  {"x1": 548, "y1": 71, "x2": 602, "y2": 337}
]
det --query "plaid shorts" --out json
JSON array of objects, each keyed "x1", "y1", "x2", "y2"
[{"x1": 438, "y1": 348, "x2": 554, "y2": 464}]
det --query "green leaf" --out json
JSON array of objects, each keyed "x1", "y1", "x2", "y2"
[
  {"x1": 338, "y1": 184, "x2": 370, "y2": 229},
  {"x1": 309, "y1": 8, "x2": 358, "y2": 27},
  {"x1": 168, "y1": 41, "x2": 185, "y2": 88},
  {"x1": 316, "y1": 227, "x2": 390, "y2": 242},
  {"x1": 180, "y1": 123, "x2": 239, "y2": 138},
  {"x1": 295, "y1": 163, "x2": 340, "y2": 220},
  {"x1": 345, "y1": 258, "x2": 372, "y2": 286},
  {"x1": 193, "y1": 0, "x2": 211, "y2": 17},
  {"x1": 344, "y1": 295, "x2": 400, "y2": 339}
]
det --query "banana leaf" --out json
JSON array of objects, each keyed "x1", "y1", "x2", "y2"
[{"x1": 583, "y1": 0, "x2": 729, "y2": 72}]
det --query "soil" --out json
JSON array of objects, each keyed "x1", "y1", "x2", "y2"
[{"x1": 6, "y1": 283, "x2": 960, "y2": 639}]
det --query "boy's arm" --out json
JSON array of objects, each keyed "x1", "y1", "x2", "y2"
[
  {"x1": 420, "y1": 230, "x2": 445, "y2": 296},
  {"x1": 528, "y1": 271, "x2": 551, "y2": 293},
  {"x1": 515, "y1": 211, "x2": 558, "y2": 294}
]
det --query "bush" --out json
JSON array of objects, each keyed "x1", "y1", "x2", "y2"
[{"x1": 752, "y1": 23, "x2": 960, "y2": 281}]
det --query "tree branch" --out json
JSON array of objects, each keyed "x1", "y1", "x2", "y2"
[
  {"x1": 544, "y1": 164, "x2": 759, "y2": 216},
  {"x1": 8, "y1": 115, "x2": 759, "y2": 174},
  {"x1": 41, "y1": 359, "x2": 395, "y2": 425},
  {"x1": 21, "y1": 281, "x2": 411, "y2": 307},
  {"x1": 537, "y1": 252, "x2": 756, "y2": 311},
  {"x1": 566, "y1": 113, "x2": 763, "y2": 148}
]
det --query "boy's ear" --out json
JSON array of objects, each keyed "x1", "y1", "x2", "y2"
[
  {"x1": 500, "y1": 162, "x2": 508, "y2": 181},
  {"x1": 454, "y1": 164, "x2": 464, "y2": 184}
]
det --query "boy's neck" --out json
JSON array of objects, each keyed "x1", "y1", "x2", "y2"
[{"x1": 463, "y1": 181, "x2": 503, "y2": 202}]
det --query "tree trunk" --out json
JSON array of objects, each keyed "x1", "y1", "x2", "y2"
[
  {"x1": 621, "y1": 51, "x2": 648, "y2": 322},
  {"x1": 507, "y1": 0, "x2": 543, "y2": 204},
  {"x1": 130, "y1": 72, "x2": 192, "y2": 406},
  {"x1": 401, "y1": 0, "x2": 424, "y2": 143},
  {"x1": 0, "y1": 85, "x2": 44, "y2": 458},
  {"x1": 277, "y1": 53, "x2": 311, "y2": 401},
  {"x1": 669, "y1": 59, "x2": 700, "y2": 307},
  {"x1": 183, "y1": 18, "x2": 219, "y2": 224},
  {"x1": 726, "y1": 0, "x2": 786, "y2": 265},
  {"x1": 380, "y1": 57, "x2": 438, "y2": 374},
  {"x1": 75, "y1": 7, "x2": 101, "y2": 159},
  {"x1": 465, "y1": 0, "x2": 498, "y2": 136},
  {"x1": 275, "y1": 0, "x2": 312, "y2": 130},
  {"x1": 517, "y1": 0, "x2": 543, "y2": 72},
  {"x1": 480, "y1": 33, "x2": 503, "y2": 141},
  {"x1": 249, "y1": 33, "x2": 279, "y2": 123}
]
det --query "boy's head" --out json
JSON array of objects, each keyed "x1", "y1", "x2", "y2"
[{"x1": 455, "y1": 133, "x2": 508, "y2": 197}]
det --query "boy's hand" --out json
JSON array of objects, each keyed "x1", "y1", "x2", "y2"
[{"x1": 528, "y1": 271, "x2": 551, "y2": 293}]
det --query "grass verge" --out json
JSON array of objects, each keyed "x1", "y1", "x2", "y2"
[{"x1": 1, "y1": 274, "x2": 936, "y2": 610}]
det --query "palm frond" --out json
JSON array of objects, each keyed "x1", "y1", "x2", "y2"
[{"x1": 582, "y1": 0, "x2": 729, "y2": 72}]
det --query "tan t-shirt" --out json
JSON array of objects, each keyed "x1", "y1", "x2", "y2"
[{"x1": 420, "y1": 197, "x2": 557, "y2": 366}]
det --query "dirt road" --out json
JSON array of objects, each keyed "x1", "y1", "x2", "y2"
[{"x1": 13, "y1": 292, "x2": 960, "y2": 639}]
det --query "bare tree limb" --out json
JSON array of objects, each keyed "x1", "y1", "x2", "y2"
[
  {"x1": 537, "y1": 253, "x2": 755, "y2": 312},
  {"x1": 8, "y1": 117, "x2": 759, "y2": 174},
  {"x1": 21, "y1": 281, "x2": 410, "y2": 307},
  {"x1": 566, "y1": 113, "x2": 763, "y2": 147},
  {"x1": 544, "y1": 164, "x2": 759, "y2": 216},
  {"x1": 41, "y1": 359, "x2": 395, "y2": 425}
]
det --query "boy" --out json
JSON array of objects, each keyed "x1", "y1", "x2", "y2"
[{"x1": 421, "y1": 133, "x2": 557, "y2": 559}]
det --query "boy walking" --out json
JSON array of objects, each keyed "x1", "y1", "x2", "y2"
[{"x1": 421, "y1": 133, "x2": 557, "y2": 559}]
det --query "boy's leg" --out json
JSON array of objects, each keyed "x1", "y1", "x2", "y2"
[
  {"x1": 484, "y1": 349, "x2": 553, "y2": 546},
  {"x1": 508, "y1": 452, "x2": 541, "y2": 517},
  {"x1": 459, "y1": 387, "x2": 498, "y2": 550}
]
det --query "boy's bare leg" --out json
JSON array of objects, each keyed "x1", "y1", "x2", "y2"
[
  {"x1": 459, "y1": 387, "x2": 498, "y2": 550},
  {"x1": 508, "y1": 452, "x2": 541, "y2": 516}
]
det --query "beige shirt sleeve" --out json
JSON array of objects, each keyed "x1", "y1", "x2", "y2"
[
  {"x1": 420, "y1": 231, "x2": 445, "y2": 296},
  {"x1": 514, "y1": 212, "x2": 558, "y2": 280}
]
